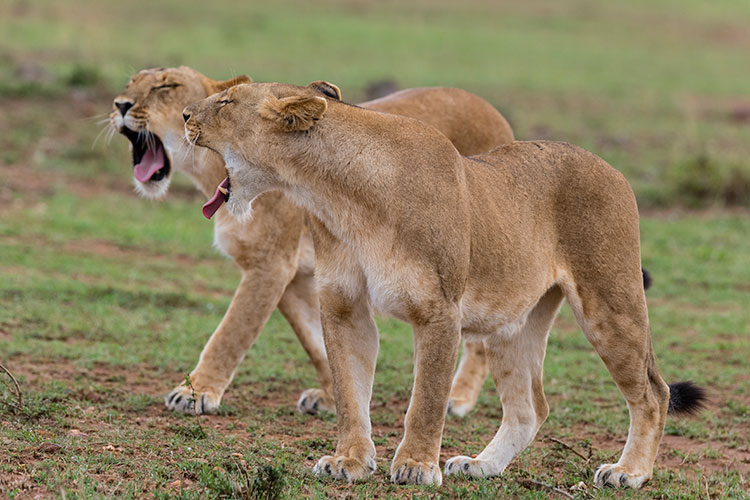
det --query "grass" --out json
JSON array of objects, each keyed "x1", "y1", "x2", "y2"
[
  {"x1": 1, "y1": 193, "x2": 748, "y2": 497},
  {"x1": 1, "y1": 0, "x2": 749, "y2": 498}
]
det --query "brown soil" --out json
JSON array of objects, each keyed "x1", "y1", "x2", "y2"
[{"x1": 3, "y1": 356, "x2": 747, "y2": 496}]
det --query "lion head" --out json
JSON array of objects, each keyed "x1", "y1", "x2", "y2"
[
  {"x1": 110, "y1": 66, "x2": 251, "y2": 199},
  {"x1": 183, "y1": 81, "x2": 341, "y2": 219}
]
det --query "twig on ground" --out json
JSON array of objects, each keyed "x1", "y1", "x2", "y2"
[
  {"x1": 0, "y1": 362, "x2": 23, "y2": 409},
  {"x1": 704, "y1": 476, "x2": 711, "y2": 500},
  {"x1": 548, "y1": 436, "x2": 590, "y2": 463},
  {"x1": 184, "y1": 374, "x2": 206, "y2": 436},
  {"x1": 516, "y1": 478, "x2": 576, "y2": 499},
  {"x1": 184, "y1": 373, "x2": 202, "y2": 414}
]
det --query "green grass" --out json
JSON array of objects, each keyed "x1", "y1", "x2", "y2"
[
  {"x1": 1, "y1": 170, "x2": 749, "y2": 499},
  {"x1": 1, "y1": 0, "x2": 749, "y2": 498}
]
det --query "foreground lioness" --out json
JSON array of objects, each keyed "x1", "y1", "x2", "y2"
[
  {"x1": 110, "y1": 66, "x2": 514, "y2": 415},
  {"x1": 183, "y1": 82, "x2": 704, "y2": 488}
]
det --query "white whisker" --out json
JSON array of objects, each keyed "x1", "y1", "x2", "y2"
[
  {"x1": 92, "y1": 121, "x2": 116, "y2": 149},
  {"x1": 144, "y1": 123, "x2": 154, "y2": 151},
  {"x1": 105, "y1": 125, "x2": 116, "y2": 145},
  {"x1": 91, "y1": 111, "x2": 110, "y2": 119},
  {"x1": 190, "y1": 135, "x2": 199, "y2": 171},
  {"x1": 179, "y1": 135, "x2": 194, "y2": 162}
]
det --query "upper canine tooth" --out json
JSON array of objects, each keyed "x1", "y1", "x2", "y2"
[{"x1": 218, "y1": 187, "x2": 228, "y2": 195}]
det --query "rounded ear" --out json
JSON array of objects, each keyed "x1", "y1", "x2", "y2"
[
  {"x1": 307, "y1": 80, "x2": 342, "y2": 101},
  {"x1": 260, "y1": 95, "x2": 328, "y2": 132},
  {"x1": 204, "y1": 75, "x2": 252, "y2": 94}
]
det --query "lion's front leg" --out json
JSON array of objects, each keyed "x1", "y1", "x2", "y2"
[
  {"x1": 312, "y1": 285, "x2": 379, "y2": 482},
  {"x1": 308, "y1": 223, "x2": 379, "y2": 481},
  {"x1": 166, "y1": 264, "x2": 293, "y2": 414},
  {"x1": 391, "y1": 307, "x2": 461, "y2": 486}
]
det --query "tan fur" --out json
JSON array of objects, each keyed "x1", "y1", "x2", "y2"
[
  {"x1": 111, "y1": 67, "x2": 511, "y2": 415},
  {"x1": 184, "y1": 82, "x2": 673, "y2": 488}
]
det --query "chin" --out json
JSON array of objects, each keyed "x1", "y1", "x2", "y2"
[{"x1": 134, "y1": 175, "x2": 172, "y2": 200}]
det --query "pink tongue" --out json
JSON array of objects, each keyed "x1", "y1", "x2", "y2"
[
  {"x1": 133, "y1": 143, "x2": 165, "y2": 182},
  {"x1": 202, "y1": 177, "x2": 230, "y2": 220}
]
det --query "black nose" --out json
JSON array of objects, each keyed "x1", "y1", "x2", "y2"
[
  {"x1": 115, "y1": 100, "x2": 133, "y2": 116},
  {"x1": 183, "y1": 112, "x2": 191, "y2": 123}
]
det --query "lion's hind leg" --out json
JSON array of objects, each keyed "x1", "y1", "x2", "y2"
[
  {"x1": 445, "y1": 286, "x2": 563, "y2": 478},
  {"x1": 560, "y1": 273, "x2": 670, "y2": 489},
  {"x1": 276, "y1": 270, "x2": 335, "y2": 415},
  {"x1": 447, "y1": 340, "x2": 489, "y2": 417}
]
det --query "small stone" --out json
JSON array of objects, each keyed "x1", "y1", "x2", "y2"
[
  {"x1": 570, "y1": 481, "x2": 588, "y2": 491},
  {"x1": 167, "y1": 479, "x2": 193, "y2": 491}
]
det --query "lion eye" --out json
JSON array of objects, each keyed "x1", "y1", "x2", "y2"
[
  {"x1": 218, "y1": 99, "x2": 232, "y2": 106},
  {"x1": 156, "y1": 83, "x2": 179, "y2": 90}
]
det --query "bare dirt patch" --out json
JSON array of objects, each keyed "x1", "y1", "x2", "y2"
[{"x1": 0, "y1": 473, "x2": 53, "y2": 500}]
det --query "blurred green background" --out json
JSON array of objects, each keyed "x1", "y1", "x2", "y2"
[
  {"x1": 1, "y1": 0, "x2": 749, "y2": 205},
  {"x1": 1, "y1": 1, "x2": 748, "y2": 499}
]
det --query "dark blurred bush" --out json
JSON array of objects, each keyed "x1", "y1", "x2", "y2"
[{"x1": 669, "y1": 154, "x2": 750, "y2": 207}]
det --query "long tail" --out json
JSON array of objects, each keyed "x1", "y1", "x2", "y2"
[{"x1": 667, "y1": 381, "x2": 707, "y2": 415}]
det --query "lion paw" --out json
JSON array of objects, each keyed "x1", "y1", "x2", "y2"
[
  {"x1": 446, "y1": 397, "x2": 474, "y2": 417},
  {"x1": 594, "y1": 463, "x2": 650, "y2": 489},
  {"x1": 391, "y1": 459, "x2": 442, "y2": 486},
  {"x1": 297, "y1": 388, "x2": 335, "y2": 415},
  {"x1": 444, "y1": 455, "x2": 497, "y2": 478},
  {"x1": 313, "y1": 454, "x2": 376, "y2": 482},
  {"x1": 165, "y1": 385, "x2": 221, "y2": 415}
]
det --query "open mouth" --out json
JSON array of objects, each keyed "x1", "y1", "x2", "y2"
[
  {"x1": 122, "y1": 127, "x2": 171, "y2": 183},
  {"x1": 202, "y1": 177, "x2": 230, "y2": 219}
]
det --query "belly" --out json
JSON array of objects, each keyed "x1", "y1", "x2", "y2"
[{"x1": 459, "y1": 270, "x2": 557, "y2": 340}]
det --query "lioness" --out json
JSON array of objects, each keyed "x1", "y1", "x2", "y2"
[
  {"x1": 183, "y1": 82, "x2": 704, "y2": 488},
  {"x1": 110, "y1": 66, "x2": 514, "y2": 415}
]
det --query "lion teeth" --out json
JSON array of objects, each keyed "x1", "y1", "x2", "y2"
[{"x1": 218, "y1": 187, "x2": 228, "y2": 195}]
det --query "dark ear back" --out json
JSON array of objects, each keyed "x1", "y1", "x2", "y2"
[
  {"x1": 259, "y1": 95, "x2": 328, "y2": 132},
  {"x1": 210, "y1": 75, "x2": 253, "y2": 93},
  {"x1": 307, "y1": 80, "x2": 342, "y2": 101}
]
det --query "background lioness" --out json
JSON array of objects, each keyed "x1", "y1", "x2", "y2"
[
  {"x1": 110, "y1": 66, "x2": 514, "y2": 415},
  {"x1": 183, "y1": 82, "x2": 704, "y2": 489}
]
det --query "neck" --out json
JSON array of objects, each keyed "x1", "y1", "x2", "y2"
[
  {"x1": 265, "y1": 105, "x2": 464, "y2": 242},
  {"x1": 266, "y1": 112, "x2": 399, "y2": 235}
]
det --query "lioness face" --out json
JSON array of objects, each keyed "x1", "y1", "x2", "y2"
[
  {"x1": 184, "y1": 82, "x2": 332, "y2": 219},
  {"x1": 111, "y1": 66, "x2": 251, "y2": 199},
  {"x1": 111, "y1": 67, "x2": 208, "y2": 198}
]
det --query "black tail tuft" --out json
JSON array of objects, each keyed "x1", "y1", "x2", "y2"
[
  {"x1": 668, "y1": 381, "x2": 707, "y2": 416},
  {"x1": 642, "y1": 269, "x2": 653, "y2": 290}
]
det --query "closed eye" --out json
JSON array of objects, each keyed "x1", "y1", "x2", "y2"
[
  {"x1": 218, "y1": 99, "x2": 232, "y2": 106},
  {"x1": 156, "y1": 83, "x2": 180, "y2": 90}
]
